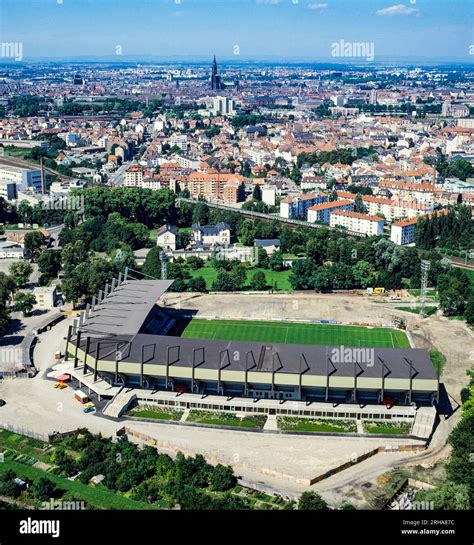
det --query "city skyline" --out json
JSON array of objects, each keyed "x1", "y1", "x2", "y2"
[{"x1": 0, "y1": 0, "x2": 473, "y2": 62}]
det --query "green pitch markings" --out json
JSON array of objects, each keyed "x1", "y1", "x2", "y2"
[{"x1": 179, "y1": 319, "x2": 410, "y2": 349}]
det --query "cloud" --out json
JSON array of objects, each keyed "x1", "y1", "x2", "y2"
[
  {"x1": 376, "y1": 4, "x2": 420, "y2": 16},
  {"x1": 256, "y1": 0, "x2": 281, "y2": 5},
  {"x1": 308, "y1": 3, "x2": 329, "y2": 9}
]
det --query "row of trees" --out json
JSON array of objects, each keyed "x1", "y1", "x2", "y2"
[
  {"x1": 0, "y1": 261, "x2": 38, "y2": 328},
  {"x1": 415, "y1": 205, "x2": 473, "y2": 252},
  {"x1": 296, "y1": 147, "x2": 377, "y2": 168}
]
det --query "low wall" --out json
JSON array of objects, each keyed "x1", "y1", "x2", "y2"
[{"x1": 121, "y1": 426, "x2": 426, "y2": 488}]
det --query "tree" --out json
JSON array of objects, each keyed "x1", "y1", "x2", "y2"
[
  {"x1": 313, "y1": 266, "x2": 330, "y2": 292},
  {"x1": 256, "y1": 247, "x2": 269, "y2": 268},
  {"x1": 465, "y1": 295, "x2": 474, "y2": 326},
  {"x1": 415, "y1": 482, "x2": 470, "y2": 510},
  {"x1": 0, "y1": 479, "x2": 21, "y2": 498},
  {"x1": 352, "y1": 260, "x2": 374, "y2": 289},
  {"x1": 250, "y1": 271, "x2": 267, "y2": 291},
  {"x1": 289, "y1": 260, "x2": 315, "y2": 290},
  {"x1": 62, "y1": 258, "x2": 115, "y2": 306},
  {"x1": 252, "y1": 184, "x2": 262, "y2": 201},
  {"x1": 354, "y1": 194, "x2": 368, "y2": 214},
  {"x1": 298, "y1": 491, "x2": 328, "y2": 510},
  {"x1": 37, "y1": 250, "x2": 61, "y2": 285},
  {"x1": 446, "y1": 413, "x2": 474, "y2": 505},
  {"x1": 306, "y1": 238, "x2": 325, "y2": 265},
  {"x1": 212, "y1": 270, "x2": 234, "y2": 292},
  {"x1": 229, "y1": 263, "x2": 247, "y2": 290},
  {"x1": 186, "y1": 256, "x2": 204, "y2": 270},
  {"x1": 268, "y1": 251, "x2": 285, "y2": 272},
  {"x1": 9, "y1": 261, "x2": 33, "y2": 288},
  {"x1": 436, "y1": 270, "x2": 470, "y2": 318},
  {"x1": 33, "y1": 477, "x2": 57, "y2": 501},
  {"x1": 239, "y1": 220, "x2": 257, "y2": 247},
  {"x1": 24, "y1": 231, "x2": 45, "y2": 261},
  {"x1": 210, "y1": 465, "x2": 237, "y2": 492},
  {"x1": 192, "y1": 202, "x2": 209, "y2": 225},
  {"x1": 328, "y1": 263, "x2": 354, "y2": 289},
  {"x1": 0, "y1": 273, "x2": 15, "y2": 331},
  {"x1": 188, "y1": 276, "x2": 207, "y2": 292},
  {"x1": 329, "y1": 190, "x2": 338, "y2": 202},
  {"x1": 142, "y1": 247, "x2": 162, "y2": 278},
  {"x1": 14, "y1": 292, "x2": 36, "y2": 316}
]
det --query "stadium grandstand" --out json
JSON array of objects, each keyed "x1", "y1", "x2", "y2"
[{"x1": 65, "y1": 272, "x2": 439, "y2": 407}]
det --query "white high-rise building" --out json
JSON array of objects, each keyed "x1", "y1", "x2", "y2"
[
  {"x1": 331, "y1": 95, "x2": 345, "y2": 107},
  {"x1": 212, "y1": 96, "x2": 236, "y2": 116}
]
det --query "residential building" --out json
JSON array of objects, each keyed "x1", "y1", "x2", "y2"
[
  {"x1": 170, "y1": 134, "x2": 189, "y2": 152},
  {"x1": 181, "y1": 172, "x2": 245, "y2": 202},
  {"x1": 280, "y1": 192, "x2": 327, "y2": 220},
  {"x1": 156, "y1": 224, "x2": 179, "y2": 251},
  {"x1": 191, "y1": 222, "x2": 231, "y2": 246},
  {"x1": 254, "y1": 239, "x2": 281, "y2": 256},
  {"x1": 390, "y1": 218, "x2": 417, "y2": 246},
  {"x1": 261, "y1": 185, "x2": 276, "y2": 206},
  {"x1": 124, "y1": 165, "x2": 144, "y2": 187},
  {"x1": 330, "y1": 210, "x2": 385, "y2": 236},
  {"x1": 307, "y1": 199, "x2": 354, "y2": 225}
]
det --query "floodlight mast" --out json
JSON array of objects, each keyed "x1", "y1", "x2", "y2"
[
  {"x1": 420, "y1": 260, "x2": 431, "y2": 319},
  {"x1": 160, "y1": 252, "x2": 168, "y2": 281}
]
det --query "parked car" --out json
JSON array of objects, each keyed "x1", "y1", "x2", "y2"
[
  {"x1": 83, "y1": 402, "x2": 95, "y2": 414},
  {"x1": 0, "y1": 399, "x2": 6, "y2": 407}
]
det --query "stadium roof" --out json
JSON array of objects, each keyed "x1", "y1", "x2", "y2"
[
  {"x1": 77, "y1": 333, "x2": 437, "y2": 382},
  {"x1": 79, "y1": 279, "x2": 173, "y2": 338}
]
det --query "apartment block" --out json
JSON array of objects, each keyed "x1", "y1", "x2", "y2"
[
  {"x1": 307, "y1": 199, "x2": 354, "y2": 225},
  {"x1": 330, "y1": 210, "x2": 385, "y2": 236},
  {"x1": 280, "y1": 192, "x2": 327, "y2": 220}
]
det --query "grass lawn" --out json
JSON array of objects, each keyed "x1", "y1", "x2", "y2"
[
  {"x1": 0, "y1": 459, "x2": 157, "y2": 510},
  {"x1": 179, "y1": 318, "x2": 410, "y2": 348},
  {"x1": 187, "y1": 410, "x2": 267, "y2": 429},
  {"x1": 0, "y1": 430, "x2": 51, "y2": 463},
  {"x1": 188, "y1": 264, "x2": 293, "y2": 291},
  {"x1": 277, "y1": 417, "x2": 357, "y2": 433},
  {"x1": 408, "y1": 289, "x2": 437, "y2": 297},
  {"x1": 127, "y1": 406, "x2": 183, "y2": 421},
  {"x1": 395, "y1": 306, "x2": 437, "y2": 316},
  {"x1": 363, "y1": 421, "x2": 412, "y2": 435}
]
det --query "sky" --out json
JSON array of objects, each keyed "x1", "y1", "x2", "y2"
[{"x1": 0, "y1": 0, "x2": 473, "y2": 62}]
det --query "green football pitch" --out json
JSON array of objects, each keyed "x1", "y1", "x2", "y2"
[{"x1": 178, "y1": 319, "x2": 410, "y2": 349}]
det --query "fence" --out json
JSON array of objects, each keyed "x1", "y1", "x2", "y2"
[
  {"x1": 0, "y1": 371, "x2": 30, "y2": 379},
  {"x1": 0, "y1": 422, "x2": 49, "y2": 443}
]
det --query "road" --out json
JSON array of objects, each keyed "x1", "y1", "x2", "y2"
[
  {"x1": 47, "y1": 223, "x2": 64, "y2": 249},
  {"x1": 108, "y1": 162, "x2": 130, "y2": 186}
]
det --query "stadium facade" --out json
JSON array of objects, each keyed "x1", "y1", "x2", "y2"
[{"x1": 65, "y1": 278, "x2": 439, "y2": 406}]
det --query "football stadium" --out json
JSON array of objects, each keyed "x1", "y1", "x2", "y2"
[{"x1": 65, "y1": 276, "x2": 439, "y2": 407}]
